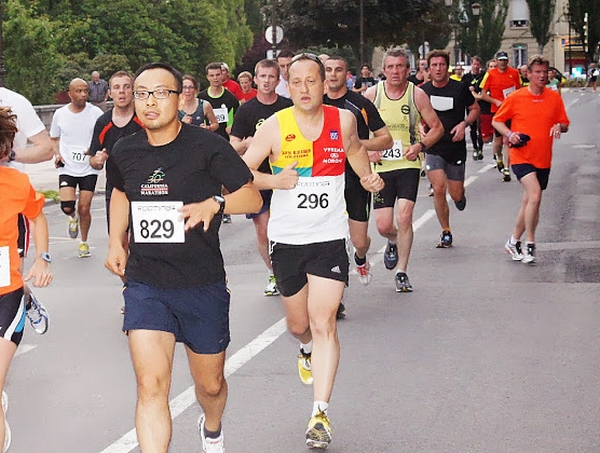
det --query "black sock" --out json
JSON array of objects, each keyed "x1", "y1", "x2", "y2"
[
  {"x1": 354, "y1": 253, "x2": 366, "y2": 266},
  {"x1": 204, "y1": 424, "x2": 222, "y2": 439}
]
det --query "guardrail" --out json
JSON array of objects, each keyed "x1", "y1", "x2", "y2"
[{"x1": 33, "y1": 101, "x2": 113, "y2": 129}]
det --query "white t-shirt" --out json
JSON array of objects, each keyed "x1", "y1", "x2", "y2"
[
  {"x1": 50, "y1": 103, "x2": 103, "y2": 177},
  {"x1": 0, "y1": 87, "x2": 47, "y2": 172},
  {"x1": 275, "y1": 76, "x2": 290, "y2": 98}
]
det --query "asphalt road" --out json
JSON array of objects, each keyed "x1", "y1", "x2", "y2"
[{"x1": 9, "y1": 89, "x2": 600, "y2": 453}]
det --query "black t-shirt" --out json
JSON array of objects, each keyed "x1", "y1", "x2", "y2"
[
  {"x1": 354, "y1": 76, "x2": 376, "y2": 91},
  {"x1": 462, "y1": 72, "x2": 491, "y2": 115},
  {"x1": 108, "y1": 123, "x2": 253, "y2": 288},
  {"x1": 407, "y1": 74, "x2": 425, "y2": 85},
  {"x1": 198, "y1": 88, "x2": 239, "y2": 140},
  {"x1": 421, "y1": 79, "x2": 476, "y2": 163},
  {"x1": 230, "y1": 95, "x2": 292, "y2": 174},
  {"x1": 89, "y1": 109, "x2": 144, "y2": 188}
]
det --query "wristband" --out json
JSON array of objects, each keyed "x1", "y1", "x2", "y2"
[{"x1": 506, "y1": 131, "x2": 514, "y2": 140}]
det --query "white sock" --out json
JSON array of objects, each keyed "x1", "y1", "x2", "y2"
[
  {"x1": 510, "y1": 235, "x2": 520, "y2": 245},
  {"x1": 312, "y1": 401, "x2": 328, "y2": 417},
  {"x1": 300, "y1": 341, "x2": 312, "y2": 355}
]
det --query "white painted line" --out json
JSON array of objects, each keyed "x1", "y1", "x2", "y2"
[
  {"x1": 14, "y1": 344, "x2": 38, "y2": 357},
  {"x1": 99, "y1": 318, "x2": 288, "y2": 453}
]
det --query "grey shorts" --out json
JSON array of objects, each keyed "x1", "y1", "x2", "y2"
[{"x1": 425, "y1": 153, "x2": 465, "y2": 181}]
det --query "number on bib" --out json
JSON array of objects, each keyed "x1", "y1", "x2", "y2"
[
  {"x1": 0, "y1": 246, "x2": 10, "y2": 288},
  {"x1": 381, "y1": 139, "x2": 403, "y2": 160},
  {"x1": 131, "y1": 201, "x2": 185, "y2": 243}
]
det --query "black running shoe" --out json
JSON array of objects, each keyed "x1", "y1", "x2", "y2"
[
  {"x1": 383, "y1": 241, "x2": 399, "y2": 270},
  {"x1": 454, "y1": 195, "x2": 467, "y2": 211},
  {"x1": 395, "y1": 272, "x2": 413, "y2": 292},
  {"x1": 336, "y1": 302, "x2": 346, "y2": 320},
  {"x1": 436, "y1": 230, "x2": 453, "y2": 248}
]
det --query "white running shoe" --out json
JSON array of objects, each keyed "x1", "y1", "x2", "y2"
[
  {"x1": 198, "y1": 414, "x2": 225, "y2": 453},
  {"x1": 263, "y1": 275, "x2": 279, "y2": 296},
  {"x1": 68, "y1": 216, "x2": 79, "y2": 239},
  {"x1": 355, "y1": 260, "x2": 372, "y2": 286},
  {"x1": 26, "y1": 292, "x2": 50, "y2": 334},
  {"x1": 504, "y1": 239, "x2": 523, "y2": 261}
]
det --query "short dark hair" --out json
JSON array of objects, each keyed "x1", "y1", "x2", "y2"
[
  {"x1": 426, "y1": 49, "x2": 450, "y2": 67},
  {"x1": 327, "y1": 56, "x2": 349, "y2": 70},
  {"x1": 382, "y1": 48, "x2": 410, "y2": 69},
  {"x1": 255, "y1": 58, "x2": 280, "y2": 78},
  {"x1": 205, "y1": 62, "x2": 223, "y2": 74},
  {"x1": 471, "y1": 56, "x2": 483, "y2": 64},
  {"x1": 134, "y1": 62, "x2": 182, "y2": 92},
  {"x1": 527, "y1": 54, "x2": 549, "y2": 70},
  {"x1": 277, "y1": 49, "x2": 295, "y2": 61}
]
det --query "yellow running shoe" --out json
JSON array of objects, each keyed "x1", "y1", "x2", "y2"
[
  {"x1": 298, "y1": 351, "x2": 313, "y2": 385},
  {"x1": 305, "y1": 411, "x2": 332, "y2": 449},
  {"x1": 78, "y1": 242, "x2": 91, "y2": 258}
]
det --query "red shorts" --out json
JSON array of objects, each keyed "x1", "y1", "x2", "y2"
[{"x1": 480, "y1": 114, "x2": 494, "y2": 143}]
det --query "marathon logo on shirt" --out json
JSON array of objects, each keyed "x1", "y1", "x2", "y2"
[
  {"x1": 329, "y1": 130, "x2": 339, "y2": 140},
  {"x1": 322, "y1": 147, "x2": 345, "y2": 165},
  {"x1": 281, "y1": 148, "x2": 311, "y2": 159},
  {"x1": 140, "y1": 168, "x2": 169, "y2": 196}
]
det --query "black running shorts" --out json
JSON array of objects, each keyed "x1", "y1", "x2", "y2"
[
  {"x1": 373, "y1": 168, "x2": 420, "y2": 208},
  {"x1": 0, "y1": 287, "x2": 26, "y2": 346}
]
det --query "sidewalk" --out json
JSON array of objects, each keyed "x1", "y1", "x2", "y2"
[{"x1": 25, "y1": 160, "x2": 107, "y2": 197}]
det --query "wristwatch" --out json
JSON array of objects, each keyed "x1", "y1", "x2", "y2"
[
  {"x1": 40, "y1": 252, "x2": 52, "y2": 264},
  {"x1": 212, "y1": 195, "x2": 226, "y2": 215},
  {"x1": 419, "y1": 141, "x2": 427, "y2": 152},
  {"x1": 8, "y1": 150, "x2": 16, "y2": 162}
]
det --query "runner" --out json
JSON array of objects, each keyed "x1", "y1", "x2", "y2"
[
  {"x1": 323, "y1": 56, "x2": 393, "y2": 292},
  {"x1": 492, "y1": 55, "x2": 569, "y2": 264},
  {"x1": 242, "y1": 53, "x2": 384, "y2": 449},
  {"x1": 364, "y1": 48, "x2": 443, "y2": 291},
  {"x1": 0, "y1": 107, "x2": 53, "y2": 453},
  {"x1": 198, "y1": 63, "x2": 239, "y2": 141},
  {"x1": 105, "y1": 62, "x2": 261, "y2": 453},
  {"x1": 479, "y1": 51, "x2": 522, "y2": 182},
  {"x1": 461, "y1": 56, "x2": 485, "y2": 160},
  {"x1": 421, "y1": 50, "x2": 480, "y2": 248},
  {"x1": 178, "y1": 74, "x2": 218, "y2": 132},
  {"x1": 51, "y1": 78, "x2": 103, "y2": 258},
  {"x1": 229, "y1": 58, "x2": 293, "y2": 296}
]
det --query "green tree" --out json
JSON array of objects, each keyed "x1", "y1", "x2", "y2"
[
  {"x1": 458, "y1": 0, "x2": 509, "y2": 61},
  {"x1": 569, "y1": 0, "x2": 600, "y2": 62},
  {"x1": 526, "y1": 0, "x2": 556, "y2": 53}
]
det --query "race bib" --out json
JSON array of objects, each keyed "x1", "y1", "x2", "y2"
[
  {"x1": 70, "y1": 150, "x2": 87, "y2": 162},
  {"x1": 430, "y1": 95, "x2": 454, "y2": 111},
  {"x1": 213, "y1": 107, "x2": 228, "y2": 124},
  {"x1": 381, "y1": 139, "x2": 404, "y2": 160},
  {"x1": 502, "y1": 86, "x2": 516, "y2": 99},
  {"x1": 0, "y1": 246, "x2": 10, "y2": 288},
  {"x1": 131, "y1": 201, "x2": 185, "y2": 243},
  {"x1": 293, "y1": 179, "x2": 333, "y2": 213}
]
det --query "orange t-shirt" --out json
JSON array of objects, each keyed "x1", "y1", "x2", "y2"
[
  {"x1": 480, "y1": 67, "x2": 522, "y2": 112},
  {"x1": 0, "y1": 167, "x2": 45, "y2": 295},
  {"x1": 493, "y1": 87, "x2": 570, "y2": 168}
]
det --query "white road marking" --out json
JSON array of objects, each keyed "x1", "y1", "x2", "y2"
[
  {"x1": 15, "y1": 344, "x2": 38, "y2": 357},
  {"x1": 99, "y1": 319, "x2": 288, "y2": 453}
]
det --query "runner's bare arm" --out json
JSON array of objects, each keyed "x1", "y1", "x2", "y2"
[
  {"x1": 24, "y1": 211, "x2": 53, "y2": 287},
  {"x1": 12, "y1": 130, "x2": 54, "y2": 164},
  {"x1": 360, "y1": 125, "x2": 393, "y2": 152},
  {"x1": 105, "y1": 188, "x2": 129, "y2": 277}
]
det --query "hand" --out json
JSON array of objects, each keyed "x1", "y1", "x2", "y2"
[
  {"x1": 274, "y1": 161, "x2": 299, "y2": 190},
  {"x1": 54, "y1": 154, "x2": 65, "y2": 168},
  {"x1": 360, "y1": 173, "x2": 384, "y2": 193},
  {"x1": 450, "y1": 122, "x2": 467, "y2": 142},
  {"x1": 24, "y1": 259, "x2": 53, "y2": 287},
  {"x1": 90, "y1": 149, "x2": 108, "y2": 170},
  {"x1": 105, "y1": 246, "x2": 128, "y2": 277},
  {"x1": 404, "y1": 144, "x2": 420, "y2": 161},
  {"x1": 506, "y1": 130, "x2": 522, "y2": 146},
  {"x1": 550, "y1": 124, "x2": 562, "y2": 139},
  {"x1": 179, "y1": 199, "x2": 220, "y2": 232},
  {"x1": 181, "y1": 114, "x2": 192, "y2": 124},
  {"x1": 367, "y1": 150, "x2": 382, "y2": 163}
]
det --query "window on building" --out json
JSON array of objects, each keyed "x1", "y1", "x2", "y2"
[
  {"x1": 510, "y1": 0, "x2": 529, "y2": 28},
  {"x1": 513, "y1": 45, "x2": 528, "y2": 67},
  {"x1": 510, "y1": 19, "x2": 529, "y2": 28}
]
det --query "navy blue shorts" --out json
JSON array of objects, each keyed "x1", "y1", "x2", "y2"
[
  {"x1": 246, "y1": 190, "x2": 272, "y2": 219},
  {"x1": 122, "y1": 280, "x2": 230, "y2": 354},
  {"x1": 511, "y1": 163, "x2": 550, "y2": 190}
]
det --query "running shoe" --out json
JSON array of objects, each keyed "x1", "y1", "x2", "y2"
[
  {"x1": 305, "y1": 411, "x2": 332, "y2": 449},
  {"x1": 383, "y1": 241, "x2": 398, "y2": 270},
  {"x1": 355, "y1": 260, "x2": 372, "y2": 286},
  {"x1": 502, "y1": 168, "x2": 511, "y2": 182},
  {"x1": 26, "y1": 292, "x2": 49, "y2": 335},
  {"x1": 120, "y1": 305, "x2": 126, "y2": 315},
  {"x1": 68, "y1": 216, "x2": 79, "y2": 239},
  {"x1": 298, "y1": 350, "x2": 313, "y2": 385},
  {"x1": 221, "y1": 214, "x2": 232, "y2": 224},
  {"x1": 78, "y1": 242, "x2": 91, "y2": 258},
  {"x1": 428, "y1": 184, "x2": 434, "y2": 196},
  {"x1": 495, "y1": 157, "x2": 505, "y2": 173},
  {"x1": 336, "y1": 301, "x2": 346, "y2": 320},
  {"x1": 454, "y1": 195, "x2": 467, "y2": 211},
  {"x1": 264, "y1": 275, "x2": 279, "y2": 296},
  {"x1": 504, "y1": 239, "x2": 523, "y2": 261},
  {"x1": 2, "y1": 391, "x2": 10, "y2": 453},
  {"x1": 395, "y1": 272, "x2": 413, "y2": 293},
  {"x1": 522, "y1": 243, "x2": 536, "y2": 264},
  {"x1": 198, "y1": 414, "x2": 225, "y2": 453},
  {"x1": 472, "y1": 150, "x2": 478, "y2": 161},
  {"x1": 477, "y1": 149, "x2": 484, "y2": 160},
  {"x1": 420, "y1": 169, "x2": 426, "y2": 177},
  {"x1": 436, "y1": 230, "x2": 453, "y2": 248}
]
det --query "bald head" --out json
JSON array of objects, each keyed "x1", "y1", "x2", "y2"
[{"x1": 69, "y1": 78, "x2": 89, "y2": 110}]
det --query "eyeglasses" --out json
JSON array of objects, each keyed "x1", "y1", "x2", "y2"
[
  {"x1": 133, "y1": 89, "x2": 180, "y2": 100},
  {"x1": 289, "y1": 53, "x2": 325, "y2": 74}
]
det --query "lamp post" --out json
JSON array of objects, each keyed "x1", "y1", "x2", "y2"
[
  {"x1": 471, "y1": 2, "x2": 481, "y2": 59},
  {"x1": 359, "y1": 0, "x2": 364, "y2": 64}
]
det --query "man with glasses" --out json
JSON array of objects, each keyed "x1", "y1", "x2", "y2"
[
  {"x1": 105, "y1": 62, "x2": 262, "y2": 453},
  {"x1": 243, "y1": 53, "x2": 384, "y2": 449},
  {"x1": 364, "y1": 48, "x2": 443, "y2": 292}
]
